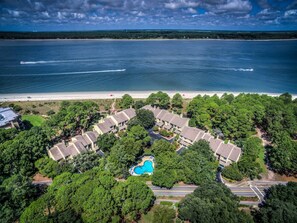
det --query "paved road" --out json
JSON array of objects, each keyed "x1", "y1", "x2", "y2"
[
  {"x1": 149, "y1": 185, "x2": 197, "y2": 197},
  {"x1": 150, "y1": 185, "x2": 257, "y2": 198},
  {"x1": 149, "y1": 181, "x2": 289, "y2": 206}
]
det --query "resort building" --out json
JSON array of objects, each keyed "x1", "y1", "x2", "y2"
[
  {"x1": 94, "y1": 118, "x2": 117, "y2": 134},
  {"x1": 142, "y1": 105, "x2": 189, "y2": 132},
  {"x1": 48, "y1": 131, "x2": 99, "y2": 162},
  {"x1": 142, "y1": 105, "x2": 242, "y2": 166},
  {"x1": 0, "y1": 107, "x2": 22, "y2": 129},
  {"x1": 94, "y1": 108, "x2": 136, "y2": 134},
  {"x1": 49, "y1": 108, "x2": 136, "y2": 162}
]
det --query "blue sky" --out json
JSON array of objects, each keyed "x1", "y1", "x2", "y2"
[{"x1": 1, "y1": 0, "x2": 297, "y2": 31}]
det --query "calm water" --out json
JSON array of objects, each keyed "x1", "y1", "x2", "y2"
[
  {"x1": 0, "y1": 40, "x2": 296, "y2": 93},
  {"x1": 134, "y1": 160, "x2": 154, "y2": 175}
]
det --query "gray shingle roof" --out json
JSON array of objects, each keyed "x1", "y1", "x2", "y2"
[
  {"x1": 170, "y1": 115, "x2": 188, "y2": 128},
  {"x1": 161, "y1": 112, "x2": 175, "y2": 122},
  {"x1": 96, "y1": 123, "x2": 110, "y2": 134},
  {"x1": 113, "y1": 112, "x2": 128, "y2": 123},
  {"x1": 104, "y1": 118, "x2": 116, "y2": 127},
  {"x1": 122, "y1": 108, "x2": 136, "y2": 119},
  {"x1": 67, "y1": 144, "x2": 80, "y2": 157},
  {"x1": 96, "y1": 117, "x2": 116, "y2": 134},
  {"x1": 0, "y1": 107, "x2": 19, "y2": 127},
  {"x1": 156, "y1": 110, "x2": 168, "y2": 120},
  {"x1": 209, "y1": 138, "x2": 223, "y2": 153},
  {"x1": 202, "y1": 133, "x2": 212, "y2": 141},
  {"x1": 59, "y1": 146, "x2": 73, "y2": 158},
  {"x1": 228, "y1": 146, "x2": 242, "y2": 162},
  {"x1": 195, "y1": 131, "x2": 206, "y2": 141},
  {"x1": 180, "y1": 126, "x2": 200, "y2": 142},
  {"x1": 142, "y1": 105, "x2": 154, "y2": 111},
  {"x1": 217, "y1": 143, "x2": 234, "y2": 158},
  {"x1": 84, "y1": 131, "x2": 98, "y2": 143},
  {"x1": 72, "y1": 141, "x2": 87, "y2": 153},
  {"x1": 49, "y1": 147, "x2": 64, "y2": 161},
  {"x1": 72, "y1": 135, "x2": 88, "y2": 146}
]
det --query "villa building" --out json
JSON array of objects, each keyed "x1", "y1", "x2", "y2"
[
  {"x1": 94, "y1": 117, "x2": 117, "y2": 134},
  {"x1": 0, "y1": 107, "x2": 22, "y2": 129},
  {"x1": 142, "y1": 105, "x2": 242, "y2": 166},
  {"x1": 48, "y1": 131, "x2": 99, "y2": 161},
  {"x1": 94, "y1": 108, "x2": 136, "y2": 134},
  {"x1": 49, "y1": 108, "x2": 136, "y2": 162},
  {"x1": 142, "y1": 105, "x2": 189, "y2": 133}
]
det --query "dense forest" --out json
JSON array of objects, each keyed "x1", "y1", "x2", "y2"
[
  {"x1": 187, "y1": 93, "x2": 297, "y2": 177},
  {"x1": 0, "y1": 93, "x2": 297, "y2": 222},
  {"x1": 1, "y1": 30, "x2": 297, "y2": 40}
]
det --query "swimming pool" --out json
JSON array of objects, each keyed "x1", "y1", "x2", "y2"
[{"x1": 133, "y1": 160, "x2": 154, "y2": 175}]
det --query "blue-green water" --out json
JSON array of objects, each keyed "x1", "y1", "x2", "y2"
[
  {"x1": 134, "y1": 160, "x2": 154, "y2": 175},
  {"x1": 0, "y1": 40, "x2": 296, "y2": 93}
]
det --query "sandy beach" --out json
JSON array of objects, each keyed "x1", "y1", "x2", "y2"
[{"x1": 0, "y1": 91, "x2": 296, "y2": 102}]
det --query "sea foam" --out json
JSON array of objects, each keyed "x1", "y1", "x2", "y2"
[{"x1": 2, "y1": 69, "x2": 126, "y2": 77}]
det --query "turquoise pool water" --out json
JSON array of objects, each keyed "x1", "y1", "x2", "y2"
[{"x1": 134, "y1": 160, "x2": 154, "y2": 175}]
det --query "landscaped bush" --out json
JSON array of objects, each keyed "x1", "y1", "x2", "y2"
[
  {"x1": 46, "y1": 109, "x2": 55, "y2": 116},
  {"x1": 152, "y1": 126, "x2": 159, "y2": 132},
  {"x1": 222, "y1": 164, "x2": 243, "y2": 181},
  {"x1": 160, "y1": 201, "x2": 173, "y2": 206},
  {"x1": 159, "y1": 129, "x2": 172, "y2": 138}
]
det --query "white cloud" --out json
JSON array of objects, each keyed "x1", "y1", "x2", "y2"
[
  {"x1": 165, "y1": 0, "x2": 199, "y2": 10},
  {"x1": 42, "y1": 11, "x2": 49, "y2": 18},
  {"x1": 284, "y1": 9, "x2": 297, "y2": 18},
  {"x1": 186, "y1": 8, "x2": 197, "y2": 14},
  {"x1": 7, "y1": 9, "x2": 21, "y2": 17},
  {"x1": 214, "y1": 0, "x2": 252, "y2": 14}
]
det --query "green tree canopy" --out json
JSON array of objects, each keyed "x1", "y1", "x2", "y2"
[
  {"x1": 152, "y1": 140, "x2": 176, "y2": 157},
  {"x1": 147, "y1": 91, "x2": 170, "y2": 109},
  {"x1": 172, "y1": 93, "x2": 183, "y2": 109},
  {"x1": 120, "y1": 94, "x2": 134, "y2": 109},
  {"x1": 0, "y1": 127, "x2": 50, "y2": 178},
  {"x1": 96, "y1": 133, "x2": 117, "y2": 153},
  {"x1": 268, "y1": 133, "x2": 297, "y2": 175},
  {"x1": 45, "y1": 101, "x2": 100, "y2": 138},
  {"x1": 35, "y1": 157, "x2": 63, "y2": 178},
  {"x1": 178, "y1": 182, "x2": 253, "y2": 223},
  {"x1": 107, "y1": 136, "x2": 143, "y2": 177},
  {"x1": 0, "y1": 175, "x2": 38, "y2": 223},
  {"x1": 20, "y1": 169, "x2": 154, "y2": 223},
  {"x1": 135, "y1": 109, "x2": 155, "y2": 129},
  {"x1": 69, "y1": 151, "x2": 101, "y2": 173},
  {"x1": 0, "y1": 128, "x2": 19, "y2": 144},
  {"x1": 152, "y1": 205, "x2": 176, "y2": 223},
  {"x1": 127, "y1": 125, "x2": 151, "y2": 147},
  {"x1": 254, "y1": 182, "x2": 297, "y2": 223}
]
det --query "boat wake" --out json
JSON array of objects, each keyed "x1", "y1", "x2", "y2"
[
  {"x1": 219, "y1": 68, "x2": 254, "y2": 72},
  {"x1": 20, "y1": 59, "x2": 98, "y2": 65},
  {"x1": 2, "y1": 69, "x2": 126, "y2": 77},
  {"x1": 231, "y1": 68, "x2": 254, "y2": 72}
]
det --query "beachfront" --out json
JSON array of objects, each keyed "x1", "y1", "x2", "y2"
[{"x1": 0, "y1": 91, "x2": 296, "y2": 102}]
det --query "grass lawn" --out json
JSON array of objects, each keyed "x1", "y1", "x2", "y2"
[
  {"x1": 22, "y1": 115, "x2": 45, "y2": 127},
  {"x1": 256, "y1": 146, "x2": 268, "y2": 174}
]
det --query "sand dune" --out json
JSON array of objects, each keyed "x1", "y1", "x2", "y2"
[{"x1": 0, "y1": 91, "x2": 295, "y2": 102}]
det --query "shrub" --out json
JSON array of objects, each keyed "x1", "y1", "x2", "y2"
[
  {"x1": 160, "y1": 201, "x2": 173, "y2": 206},
  {"x1": 152, "y1": 126, "x2": 159, "y2": 132},
  {"x1": 159, "y1": 129, "x2": 172, "y2": 137},
  {"x1": 222, "y1": 164, "x2": 243, "y2": 181},
  {"x1": 46, "y1": 110, "x2": 55, "y2": 116}
]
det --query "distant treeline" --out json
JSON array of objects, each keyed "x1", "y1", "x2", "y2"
[{"x1": 1, "y1": 30, "x2": 297, "y2": 40}]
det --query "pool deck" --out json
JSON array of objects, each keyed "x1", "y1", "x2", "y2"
[{"x1": 130, "y1": 156, "x2": 155, "y2": 176}]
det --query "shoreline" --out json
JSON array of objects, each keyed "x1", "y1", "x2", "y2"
[
  {"x1": 1, "y1": 38, "x2": 297, "y2": 42},
  {"x1": 0, "y1": 91, "x2": 296, "y2": 102}
]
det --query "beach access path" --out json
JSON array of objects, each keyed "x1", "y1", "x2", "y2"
[{"x1": 1, "y1": 91, "x2": 296, "y2": 102}]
